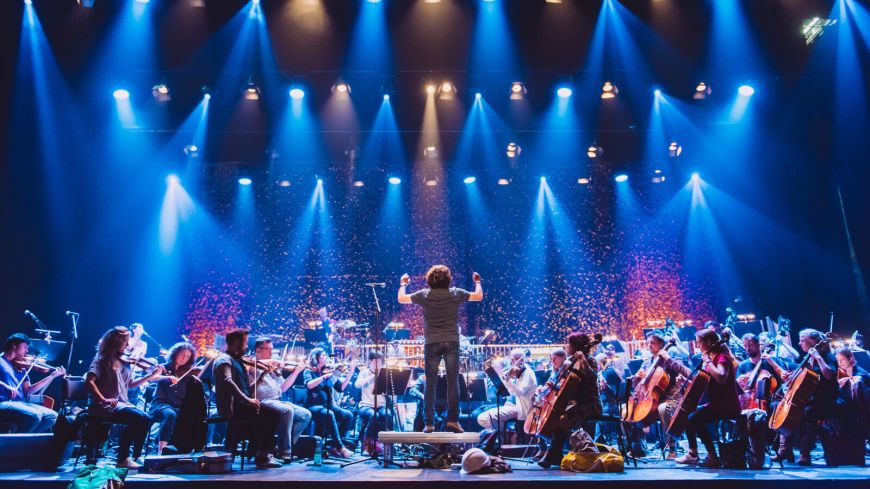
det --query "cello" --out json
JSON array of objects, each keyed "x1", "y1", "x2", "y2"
[
  {"x1": 624, "y1": 340, "x2": 676, "y2": 423},
  {"x1": 666, "y1": 331, "x2": 732, "y2": 437},
  {"x1": 768, "y1": 335, "x2": 832, "y2": 436},
  {"x1": 739, "y1": 343, "x2": 779, "y2": 412},
  {"x1": 525, "y1": 334, "x2": 602, "y2": 438}
]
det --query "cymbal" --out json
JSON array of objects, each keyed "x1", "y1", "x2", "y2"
[{"x1": 333, "y1": 320, "x2": 358, "y2": 329}]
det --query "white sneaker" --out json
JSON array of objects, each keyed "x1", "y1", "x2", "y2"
[
  {"x1": 116, "y1": 458, "x2": 141, "y2": 470},
  {"x1": 675, "y1": 452, "x2": 699, "y2": 465}
]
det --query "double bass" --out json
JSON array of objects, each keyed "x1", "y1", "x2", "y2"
[
  {"x1": 666, "y1": 332, "x2": 732, "y2": 437},
  {"x1": 624, "y1": 340, "x2": 676, "y2": 423},
  {"x1": 768, "y1": 336, "x2": 832, "y2": 436},
  {"x1": 525, "y1": 334, "x2": 602, "y2": 438}
]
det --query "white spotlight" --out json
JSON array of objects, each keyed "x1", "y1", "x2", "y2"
[
  {"x1": 694, "y1": 82, "x2": 711, "y2": 100},
  {"x1": 587, "y1": 145, "x2": 603, "y2": 159},
  {"x1": 601, "y1": 81, "x2": 618, "y2": 99},
  {"x1": 510, "y1": 82, "x2": 527, "y2": 100}
]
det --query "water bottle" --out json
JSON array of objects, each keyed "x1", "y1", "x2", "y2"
[{"x1": 313, "y1": 436, "x2": 323, "y2": 466}]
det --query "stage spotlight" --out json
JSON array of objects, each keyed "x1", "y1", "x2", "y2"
[
  {"x1": 77, "y1": 0, "x2": 95, "y2": 7},
  {"x1": 243, "y1": 79, "x2": 260, "y2": 100},
  {"x1": 546, "y1": 0, "x2": 563, "y2": 3},
  {"x1": 475, "y1": 92, "x2": 482, "y2": 100},
  {"x1": 277, "y1": 180, "x2": 291, "y2": 187},
  {"x1": 691, "y1": 172, "x2": 700, "y2": 182},
  {"x1": 463, "y1": 176, "x2": 477, "y2": 184},
  {"x1": 803, "y1": 17, "x2": 837, "y2": 45},
  {"x1": 540, "y1": 177, "x2": 547, "y2": 183},
  {"x1": 183, "y1": 144, "x2": 199, "y2": 158},
  {"x1": 352, "y1": 180, "x2": 365, "y2": 187},
  {"x1": 317, "y1": 178, "x2": 323, "y2": 185},
  {"x1": 331, "y1": 81, "x2": 351, "y2": 94},
  {"x1": 113, "y1": 89, "x2": 130, "y2": 100},
  {"x1": 25, "y1": 0, "x2": 32, "y2": 5},
  {"x1": 668, "y1": 141, "x2": 682, "y2": 158},
  {"x1": 388, "y1": 177, "x2": 402, "y2": 185},
  {"x1": 152, "y1": 83, "x2": 171, "y2": 102},
  {"x1": 506, "y1": 142, "x2": 522, "y2": 159},
  {"x1": 289, "y1": 88, "x2": 305, "y2": 100},
  {"x1": 652, "y1": 169, "x2": 666, "y2": 184},
  {"x1": 614, "y1": 174, "x2": 628, "y2": 183},
  {"x1": 238, "y1": 177, "x2": 253, "y2": 185},
  {"x1": 587, "y1": 145, "x2": 603, "y2": 159},
  {"x1": 694, "y1": 82, "x2": 711, "y2": 100},
  {"x1": 557, "y1": 86, "x2": 572, "y2": 98},
  {"x1": 577, "y1": 177, "x2": 591, "y2": 185},
  {"x1": 367, "y1": 0, "x2": 382, "y2": 3},
  {"x1": 739, "y1": 85, "x2": 755, "y2": 97},
  {"x1": 510, "y1": 82, "x2": 527, "y2": 100},
  {"x1": 424, "y1": 177, "x2": 438, "y2": 187},
  {"x1": 135, "y1": 0, "x2": 150, "y2": 4},
  {"x1": 203, "y1": 93, "x2": 211, "y2": 100},
  {"x1": 424, "y1": 146, "x2": 439, "y2": 159},
  {"x1": 425, "y1": 84, "x2": 436, "y2": 95},
  {"x1": 438, "y1": 81, "x2": 456, "y2": 100},
  {"x1": 601, "y1": 81, "x2": 618, "y2": 99},
  {"x1": 654, "y1": 88, "x2": 662, "y2": 97},
  {"x1": 201, "y1": 85, "x2": 211, "y2": 99},
  {"x1": 497, "y1": 178, "x2": 511, "y2": 186},
  {"x1": 383, "y1": 94, "x2": 390, "y2": 101}
]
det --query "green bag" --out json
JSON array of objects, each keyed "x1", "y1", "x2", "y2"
[{"x1": 68, "y1": 465, "x2": 128, "y2": 489}]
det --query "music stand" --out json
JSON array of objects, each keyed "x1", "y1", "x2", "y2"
[
  {"x1": 483, "y1": 367, "x2": 509, "y2": 455},
  {"x1": 28, "y1": 339, "x2": 66, "y2": 364},
  {"x1": 384, "y1": 329, "x2": 410, "y2": 341},
  {"x1": 303, "y1": 329, "x2": 329, "y2": 345},
  {"x1": 628, "y1": 359, "x2": 645, "y2": 376},
  {"x1": 465, "y1": 377, "x2": 487, "y2": 403},
  {"x1": 733, "y1": 320, "x2": 763, "y2": 338},
  {"x1": 676, "y1": 326, "x2": 697, "y2": 343},
  {"x1": 343, "y1": 367, "x2": 412, "y2": 468}
]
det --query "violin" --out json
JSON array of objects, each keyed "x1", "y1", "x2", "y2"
[
  {"x1": 12, "y1": 355, "x2": 58, "y2": 374},
  {"x1": 241, "y1": 356, "x2": 300, "y2": 373},
  {"x1": 118, "y1": 353, "x2": 163, "y2": 371}
]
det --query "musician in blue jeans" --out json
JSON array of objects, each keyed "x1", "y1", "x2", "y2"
[{"x1": 398, "y1": 265, "x2": 483, "y2": 433}]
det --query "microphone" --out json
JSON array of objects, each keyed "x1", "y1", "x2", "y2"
[
  {"x1": 24, "y1": 310, "x2": 47, "y2": 328},
  {"x1": 65, "y1": 311, "x2": 79, "y2": 316},
  {"x1": 365, "y1": 283, "x2": 386, "y2": 287},
  {"x1": 24, "y1": 310, "x2": 35, "y2": 319}
]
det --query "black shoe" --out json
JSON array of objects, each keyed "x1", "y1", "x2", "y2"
[{"x1": 445, "y1": 422, "x2": 464, "y2": 433}]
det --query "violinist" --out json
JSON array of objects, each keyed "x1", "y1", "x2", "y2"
[
  {"x1": 675, "y1": 328, "x2": 741, "y2": 468},
  {"x1": 631, "y1": 333, "x2": 692, "y2": 459},
  {"x1": 212, "y1": 328, "x2": 282, "y2": 469},
  {"x1": 251, "y1": 337, "x2": 311, "y2": 463},
  {"x1": 148, "y1": 342, "x2": 198, "y2": 455},
  {"x1": 303, "y1": 347, "x2": 356, "y2": 458},
  {"x1": 125, "y1": 323, "x2": 149, "y2": 408},
  {"x1": 0, "y1": 333, "x2": 65, "y2": 433},
  {"x1": 476, "y1": 348, "x2": 538, "y2": 433},
  {"x1": 85, "y1": 326, "x2": 163, "y2": 469},
  {"x1": 355, "y1": 350, "x2": 387, "y2": 457},
  {"x1": 538, "y1": 332, "x2": 603, "y2": 469}
]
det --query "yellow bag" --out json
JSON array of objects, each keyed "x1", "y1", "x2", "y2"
[{"x1": 560, "y1": 443, "x2": 624, "y2": 473}]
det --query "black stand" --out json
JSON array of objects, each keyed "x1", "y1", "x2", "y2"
[
  {"x1": 342, "y1": 367, "x2": 411, "y2": 468},
  {"x1": 483, "y1": 366, "x2": 509, "y2": 456}
]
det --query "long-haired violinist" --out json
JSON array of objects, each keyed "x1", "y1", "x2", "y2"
[{"x1": 85, "y1": 326, "x2": 164, "y2": 469}]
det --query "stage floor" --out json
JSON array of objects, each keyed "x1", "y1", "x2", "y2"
[{"x1": 4, "y1": 457, "x2": 868, "y2": 489}]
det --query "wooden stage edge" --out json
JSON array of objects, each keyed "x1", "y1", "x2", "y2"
[{"x1": 3, "y1": 458, "x2": 868, "y2": 489}]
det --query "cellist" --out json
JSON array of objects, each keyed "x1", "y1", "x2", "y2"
[
  {"x1": 777, "y1": 329, "x2": 840, "y2": 465},
  {"x1": 630, "y1": 333, "x2": 693, "y2": 459},
  {"x1": 537, "y1": 332, "x2": 603, "y2": 469},
  {"x1": 736, "y1": 333, "x2": 788, "y2": 409},
  {"x1": 675, "y1": 328, "x2": 741, "y2": 468}
]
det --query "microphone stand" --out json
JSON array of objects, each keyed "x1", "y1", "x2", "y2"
[{"x1": 67, "y1": 313, "x2": 79, "y2": 372}]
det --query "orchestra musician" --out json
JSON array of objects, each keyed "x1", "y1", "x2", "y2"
[
  {"x1": 532, "y1": 349, "x2": 566, "y2": 460},
  {"x1": 398, "y1": 265, "x2": 483, "y2": 434},
  {"x1": 835, "y1": 348, "x2": 869, "y2": 443},
  {"x1": 212, "y1": 328, "x2": 282, "y2": 469},
  {"x1": 538, "y1": 332, "x2": 603, "y2": 469},
  {"x1": 736, "y1": 334, "x2": 788, "y2": 406},
  {"x1": 476, "y1": 348, "x2": 538, "y2": 434},
  {"x1": 787, "y1": 329, "x2": 840, "y2": 465},
  {"x1": 85, "y1": 326, "x2": 164, "y2": 469},
  {"x1": 251, "y1": 337, "x2": 311, "y2": 463},
  {"x1": 355, "y1": 350, "x2": 387, "y2": 456},
  {"x1": 675, "y1": 328, "x2": 742, "y2": 467},
  {"x1": 148, "y1": 341, "x2": 198, "y2": 455},
  {"x1": 303, "y1": 347, "x2": 356, "y2": 459},
  {"x1": 0, "y1": 333, "x2": 65, "y2": 433},
  {"x1": 631, "y1": 333, "x2": 693, "y2": 459}
]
